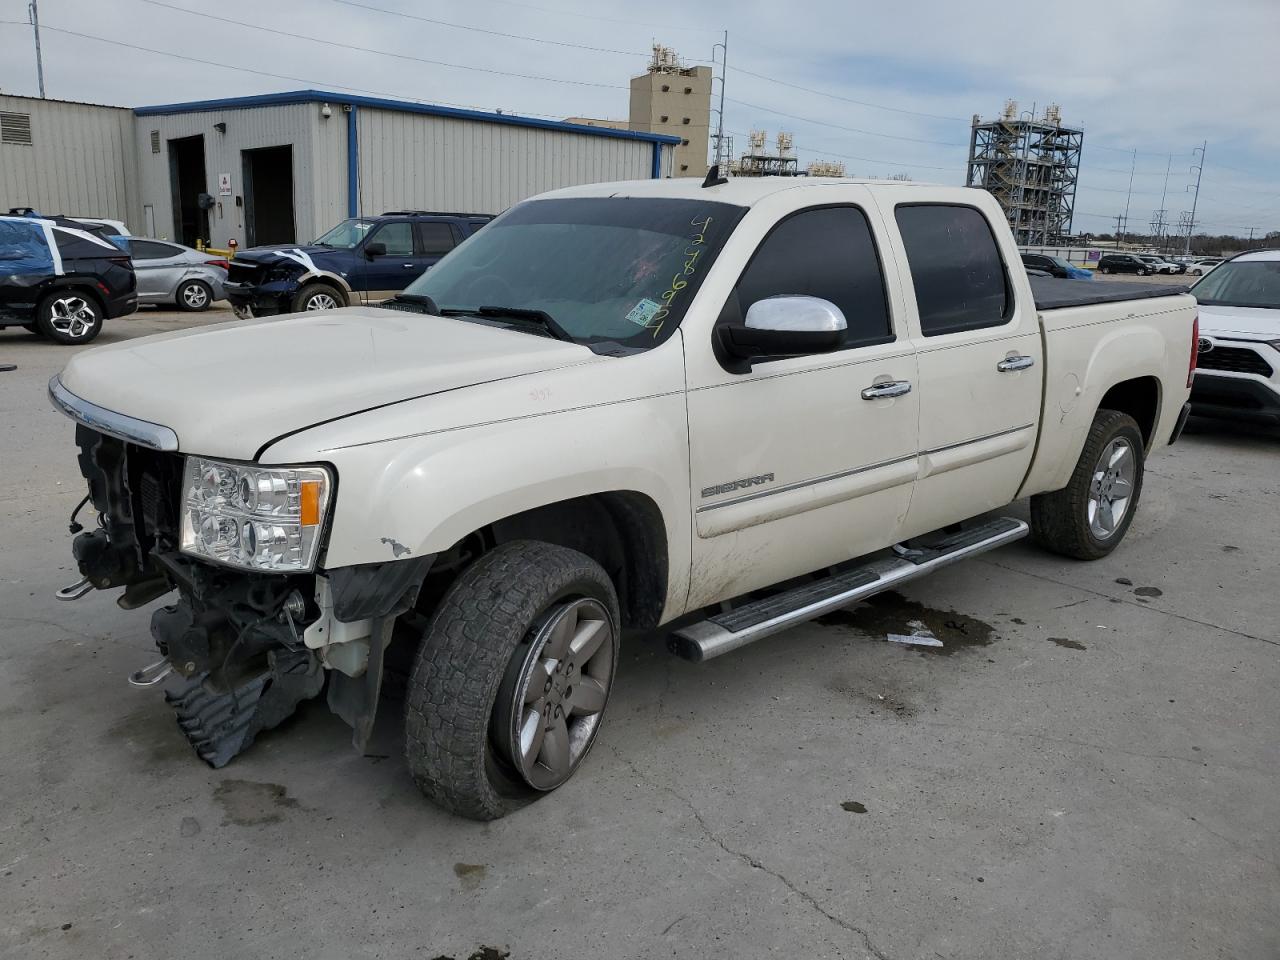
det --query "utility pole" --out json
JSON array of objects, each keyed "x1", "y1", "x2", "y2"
[
  {"x1": 1246, "y1": 226, "x2": 1255, "y2": 249},
  {"x1": 1185, "y1": 141, "x2": 1206, "y2": 256},
  {"x1": 1156, "y1": 154, "x2": 1172, "y2": 251},
  {"x1": 1120, "y1": 149, "x2": 1136, "y2": 247},
  {"x1": 28, "y1": 0, "x2": 45, "y2": 98},
  {"x1": 710, "y1": 30, "x2": 728, "y2": 171},
  {"x1": 1114, "y1": 212, "x2": 1126, "y2": 246}
]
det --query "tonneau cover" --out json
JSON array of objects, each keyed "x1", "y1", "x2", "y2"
[{"x1": 1031, "y1": 277, "x2": 1189, "y2": 310}]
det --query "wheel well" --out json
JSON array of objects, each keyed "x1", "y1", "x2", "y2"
[
  {"x1": 422, "y1": 492, "x2": 669, "y2": 630},
  {"x1": 41, "y1": 284, "x2": 105, "y2": 313},
  {"x1": 1099, "y1": 376, "x2": 1161, "y2": 447},
  {"x1": 298, "y1": 278, "x2": 348, "y2": 304}
]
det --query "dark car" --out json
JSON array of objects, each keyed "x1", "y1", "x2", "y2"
[
  {"x1": 1021, "y1": 253, "x2": 1094, "y2": 280},
  {"x1": 224, "y1": 211, "x2": 492, "y2": 317},
  {"x1": 1097, "y1": 253, "x2": 1153, "y2": 276},
  {"x1": 0, "y1": 214, "x2": 137, "y2": 344}
]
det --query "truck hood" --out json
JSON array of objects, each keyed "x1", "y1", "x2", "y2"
[
  {"x1": 1197, "y1": 305, "x2": 1280, "y2": 340},
  {"x1": 57, "y1": 308, "x2": 601, "y2": 459}
]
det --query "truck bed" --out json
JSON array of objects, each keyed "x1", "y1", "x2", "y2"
[{"x1": 1031, "y1": 277, "x2": 1189, "y2": 311}]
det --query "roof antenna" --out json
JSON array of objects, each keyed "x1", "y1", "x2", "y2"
[{"x1": 702, "y1": 163, "x2": 729, "y2": 188}]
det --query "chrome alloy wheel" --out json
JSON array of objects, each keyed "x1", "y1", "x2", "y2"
[
  {"x1": 48, "y1": 296, "x2": 98, "y2": 339},
  {"x1": 182, "y1": 283, "x2": 209, "y2": 309},
  {"x1": 498, "y1": 597, "x2": 615, "y2": 792},
  {"x1": 304, "y1": 292, "x2": 338, "y2": 310},
  {"x1": 1088, "y1": 437, "x2": 1136, "y2": 540}
]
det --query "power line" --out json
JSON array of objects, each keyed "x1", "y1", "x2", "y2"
[
  {"x1": 316, "y1": 0, "x2": 648, "y2": 57},
  {"x1": 726, "y1": 65, "x2": 968, "y2": 123},
  {"x1": 725, "y1": 97, "x2": 967, "y2": 147},
  {"x1": 133, "y1": 1, "x2": 629, "y2": 89},
  {"x1": 479, "y1": 0, "x2": 722, "y2": 32},
  {"x1": 0, "y1": 19, "x2": 592, "y2": 115}
]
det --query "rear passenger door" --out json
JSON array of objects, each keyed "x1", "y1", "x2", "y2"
[
  {"x1": 130, "y1": 239, "x2": 185, "y2": 301},
  {"x1": 886, "y1": 201, "x2": 1043, "y2": 539},
  {"x1": 415, "y1": 220, "x2": 460, "y2": 276}
]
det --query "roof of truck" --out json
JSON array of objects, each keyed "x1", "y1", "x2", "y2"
[{"x1": 535, "y1": 175, "x2": 944, "y2": 206}]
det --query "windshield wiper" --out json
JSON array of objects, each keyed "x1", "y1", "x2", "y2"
[
  {"x1": 474, "y1": 305, "x2": 574, "y2": 342},
  {"x1": 382, "y1": 293, "x2": 442, "y2": 315}
]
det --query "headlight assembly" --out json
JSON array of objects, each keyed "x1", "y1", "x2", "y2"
[{"x1": 179, "y1": 456, "x2": 333, "y2": 572}]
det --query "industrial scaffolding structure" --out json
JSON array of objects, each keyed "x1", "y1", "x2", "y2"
[
  {"x1": 730, "y1": 130, "x2": 799, "y2": 177},
  {"x1": 966, "y1": 101, "x2": 1083, "y2": 245}
]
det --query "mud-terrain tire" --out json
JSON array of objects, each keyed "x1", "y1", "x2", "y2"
[
  {"x1": 1031, "y1": 409, "x2": 1146, "y2": 560},
  {"x1": 404, "y1": 541, "x2": 620, "y2": 820},
  {"x1": 291, "y1": 282, "x2": 346, "y2": 313}
]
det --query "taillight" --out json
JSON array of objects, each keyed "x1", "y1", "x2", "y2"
[
  {"x1": 1187, "y1": 313, "x2": 1199, "y2": 388},
  {"x1": 204, "y1": 259, "x2": 231, "y2": 271}
]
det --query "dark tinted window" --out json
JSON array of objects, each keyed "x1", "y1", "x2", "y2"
[
  {"x1": 418, "y1": 222, "x2": 457, "y2": 256},
  {"x1": 130, "y1": 239, "x2": 178, "y2": 260},
  {"x1": 52, "y1": 228, "x2": 117, "y2": 260},
  {"x1": 896, "y1": 205, "x2": 1010, "y2": 336},
  {"x1": 732, "y1": 206, "x2": 892, "y2": 349}
]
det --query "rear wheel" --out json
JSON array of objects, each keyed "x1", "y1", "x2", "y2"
[
  {"x1": 1031, "y1": 409, "x2": 1145, "y2": 560},
  {"x1": 404, "y1": 541, "x2": 620, "y2": 820},
  {"x1": 176, "y1": 279, "x2": 213, "y2": 312},
  {"x1": 1138, "y1": 267, "x2": 1149, "y2": 276},
  {"x1": 36, "y1": 292, "x2": 103, "y2": 344},
  {"x1": 291, "y1": 283, "x2": 345, "y2": 313},
  {"x1": 1100, "y1": 266, "x2": 1111, "y2": 275}
]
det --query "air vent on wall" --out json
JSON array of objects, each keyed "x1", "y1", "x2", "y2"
[
  {"x1": 0, "y1": 112, "x2": 32, "y2": 146},
  {"x1": 151, "y1": 130, "x2": 161, "y2": 153}
]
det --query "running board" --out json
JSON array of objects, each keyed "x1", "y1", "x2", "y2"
[{"x1": 668, "y1": 517, "x2": 1028, "y2": 662}]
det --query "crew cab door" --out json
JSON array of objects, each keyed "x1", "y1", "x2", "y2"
[
  {"x1": 883, "y1": 198, "x2": 1043, "y2": 539},
  {"x1": 683, "y1": 194, "x2": 920, "y2": 609},
  {"x1": 357, "y1": 220, "x2": 419, "y2": 303}
]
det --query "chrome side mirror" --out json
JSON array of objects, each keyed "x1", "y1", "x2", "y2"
[{"x1": 719, "y1": 295, "x2": 847, "y2": 363}]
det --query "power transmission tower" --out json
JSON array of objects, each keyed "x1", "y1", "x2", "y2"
[
  {"x1": 710, "y1": 31, "x2": 728, "y2": 171},
  {"x1": 1184, "y1": 141, "x2": 1206, "y2": 255},
  {"x1": 28, "y1": 0, "x2": 45, "y2": 98}
]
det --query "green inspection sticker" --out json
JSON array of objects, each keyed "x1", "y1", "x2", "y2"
[{"x1": 625, "y1": 298, "x2": 662, "y2": 327}]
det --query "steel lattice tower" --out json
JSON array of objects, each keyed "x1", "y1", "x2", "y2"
[{"x1": 966, "y1": 101, "x2": 1083, "y2": 245}]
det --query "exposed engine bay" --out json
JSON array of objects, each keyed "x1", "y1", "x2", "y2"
[{"x1": 67, "y1": 425, "x2": 429, "y2": 766}]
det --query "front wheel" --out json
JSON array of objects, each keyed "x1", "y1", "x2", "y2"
[
  {"x1": 291, "y1": 282, "x2": 346, "y2": 313},
  {"x1": 177, "y1": 279, "x2": 213, "y2": 312},
  {"x1": 1189, "y1": 269, "x2": 1202, "y2": 276},
  {"x1": 36, "y1": 292, "x2": 103, "y2": 344},
  {"x1": 1138, "y1": 268, "x2": 1149, "y2": 276},
  {"x1": 404, "y1": 541, "x2": 620, "y2": 820},
  {"x1": 1031, "y1": 409, "x2": 1145, "y2": 560}
]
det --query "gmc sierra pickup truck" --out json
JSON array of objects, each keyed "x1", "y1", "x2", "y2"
[{"x1": 49, "y1": 177, "x2": 1198, "y2": 820}]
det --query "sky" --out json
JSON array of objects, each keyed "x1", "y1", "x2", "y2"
[{"x1": 1, "y1": 0, "x2": 1277, "y2": 238}]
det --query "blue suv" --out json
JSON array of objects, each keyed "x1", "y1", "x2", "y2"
[{"x1": 224, "y1": 211, "x2": 492, "y2": 317}]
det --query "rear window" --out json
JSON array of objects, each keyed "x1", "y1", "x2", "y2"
[{"x1": 895, "y1": 204, "x2": 1010, "y2": 336}]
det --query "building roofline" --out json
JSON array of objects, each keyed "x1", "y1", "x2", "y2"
[
  {"x1": 0, "y1": 91, "x2": 131, "y2": 111},
  {"x1": 133, "y1": 89, "x2": 682, "y2": 145}
]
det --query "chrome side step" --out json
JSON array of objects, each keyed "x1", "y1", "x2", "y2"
[{"x1": 668, "y1": 517, "x2": 1028, "y2": 662}]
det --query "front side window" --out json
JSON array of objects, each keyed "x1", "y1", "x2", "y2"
[
  {"x1": 730, "y1": 206, "x2": 892, "y2": 349},
  {"x1": 313, "y1": 219, "x2": 375, "y2": 248},
  {"x1": 369, "y1": 222, "x2": 414, "y2": 256},
  {"x1": 1191, "y1": 260, "x2": 1280, "y2": 309},
  {"x1": 403, "y1": 197, "x2": 746, "y2": 351},
  {"x1": 895, "y1": 204, "x2": 1010, "y2": 336}
]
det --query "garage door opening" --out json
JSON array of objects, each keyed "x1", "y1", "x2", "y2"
[
  {"x1": 242, "y1": 145, "x2": 296, "y2": 247},
  {"x1": 168, "y1": 134, "x2": 208, "y2": 247}
]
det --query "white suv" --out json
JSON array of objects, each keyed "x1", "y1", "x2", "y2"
[{"x1": 1190, "y1": 249, "x2": 1280, "y2": 424}]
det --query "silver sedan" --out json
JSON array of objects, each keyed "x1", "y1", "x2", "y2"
[{"x1": 129, "y1": 238, "x2": 229, "y2": 312}]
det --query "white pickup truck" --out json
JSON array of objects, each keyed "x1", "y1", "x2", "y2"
[{"x1": 49, "y1": 177, "x2": 1198, "y2": 820}]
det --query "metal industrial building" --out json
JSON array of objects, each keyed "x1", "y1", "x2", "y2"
[
  {"x1": 1, "y1": 90, "x2": 680, "y2": 249},
  {"x1": 965, "y1": 101, "x2": 1083, "y2": 246}
]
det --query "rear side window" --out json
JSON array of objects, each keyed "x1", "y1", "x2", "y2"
[
  {"x1": 895, "y1": 205, "x2": 1010, "y2": 336},
  {"x1": 130, "y1": 239, "x2": 177, "y2": 260},
  {"x1": 732, "y1": 206, "x2": 893, "y2": 349},
  {"x1": 418, "y1": 221, "x2": 457, "y2": 256}
]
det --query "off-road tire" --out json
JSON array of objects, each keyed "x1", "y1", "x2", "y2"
[
  {"x1": 35, "y1": 290, "x2": 104, "y2": 344},
  {"x1": 404, "y1": 540, "x2": 621, "y2": 820},
  {"x1": 291, "y1": 282, "x2": 346, "y2": 313},
  {"x1": 176, "y1": 279, "x2": 213, "y2": 312},
  {"x1": 1030, "y1": 409, "x2": 1146, "y2": 560}
]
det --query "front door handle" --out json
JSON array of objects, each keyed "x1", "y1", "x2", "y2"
[
  {"x1": 861, "y1": 380, "x2": 912, "y2": 400},
  {"x1": 403, "y1": 263, "x2": 416, "y2": 268},
  {"x1": 997, "y1": 354, "x2": 1036, "y2": 372}
]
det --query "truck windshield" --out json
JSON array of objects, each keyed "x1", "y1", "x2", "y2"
[
  {"x1": 313, "y1": 219, "x2": 376, "y2": 248},
  {"x1": 401, "y1": 197, "x2": 747, "y2": 350},
  {"x1": 1191, "y1": 260, "x2": 1280, "y2": 309}
]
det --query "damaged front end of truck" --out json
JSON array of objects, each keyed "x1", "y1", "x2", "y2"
[{"x1": 51, "y1": 379, "x2": 430, "y2": 767}]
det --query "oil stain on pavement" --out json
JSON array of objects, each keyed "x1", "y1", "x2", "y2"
[
  {"x1": 214, "y1": 779, "x2": 300, "y2": 826},
  {"x1": 817, "y1": 591, "x2": 998, "y2": 655}
]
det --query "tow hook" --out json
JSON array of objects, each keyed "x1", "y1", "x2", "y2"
[
  {"x1": 128, "y1": 658, "x2": 175, "y2": 688},
  {"x1": 55, "y1": 576, "x2": 94, "y2": 601}
]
